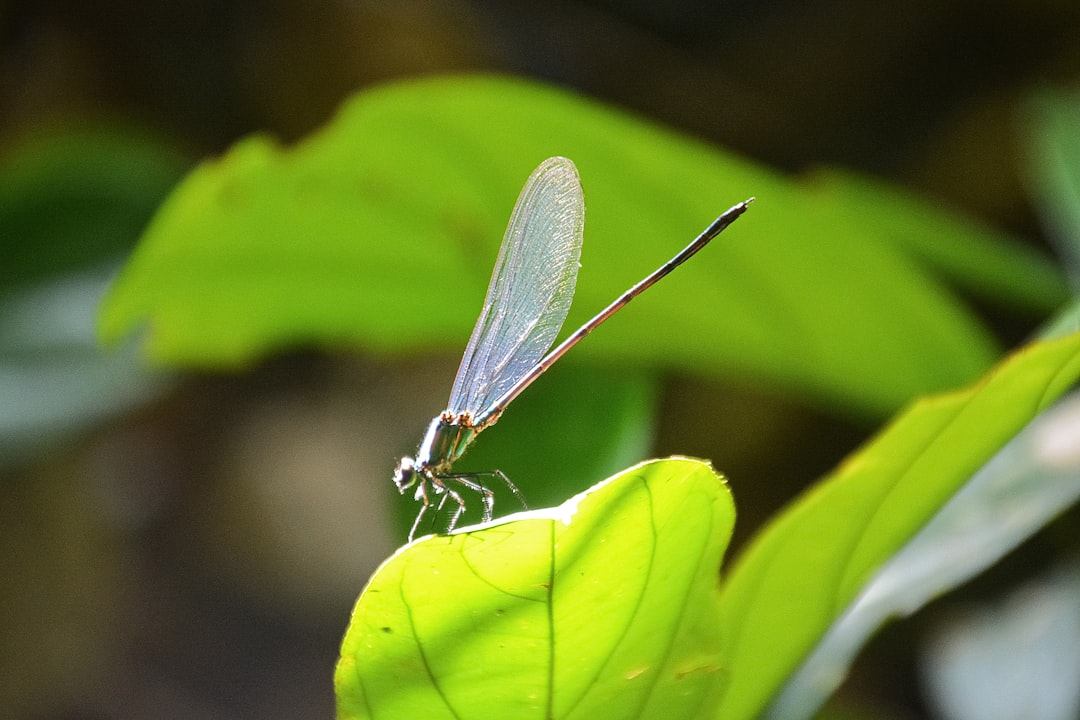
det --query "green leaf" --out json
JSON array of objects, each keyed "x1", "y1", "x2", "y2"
[
  {"x1": 97, "y1": 75, "x2": 1055, "y2": 416},
  {"x1": 0, "y1": 124, "x2": 186, "y2": 462},
  {"x1": 1024, "y1": 86, "x2": 1080, "y2": 285},
  {"x1": 0, "y1": 124, "x2": 189, "y2": 292},
  {"x1": 807, "y1": 167, "x2": 1069, "y2": 313},
  {"x1": 713, "y1": 330, "x2": 1080, "y2": 720},
  {"x1": 336, "y1": 457, "x2": 736, "y2": 720},
  {"x1": 768, "y1": 389, "x2": 1080, "y2": 719}
]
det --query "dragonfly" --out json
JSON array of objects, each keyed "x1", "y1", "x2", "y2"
[{"x1": 394, "y1": 156, "x2": 752, "y2": 540}]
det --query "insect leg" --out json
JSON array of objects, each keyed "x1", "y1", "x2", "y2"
[
  {"x1": 441, "y1": 483, "x2": 468, "y2": 532},
  {"x1": 488, "y1": 469, "x2": 527, "y2": 511},
  {"x1": 408, "y1": 473, "x2": 439, "y2": 543},
  {"x1": 443, "y1": 473, "x2": 496, "y2": 523}
]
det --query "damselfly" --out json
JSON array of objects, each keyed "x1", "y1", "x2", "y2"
[{"x1": 394, "y1": 156, "x2": 751, "y2": 540}]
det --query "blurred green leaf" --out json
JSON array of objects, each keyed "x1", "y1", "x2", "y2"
[
  {"x1": 336, "y1": 457, "x2": 735, "y2": 720},
  {"x1": 1025, "y1": 86, "x2": 1080, "y2": 287},
  {"x1": 714, "y1": 330, "x2": 1080, "y2": 720},
  {"x1": 0, "y1": 124, "x2": 189, "y2": 292},
  {"x1": 0, "y1": 124, "x2": 186, "y2": 463},
  {"x1": 808, "y1": 167, "x2": 1069, "y2": 313},
  {"x1": 97, "y1": 76, "x2": 1059, "y2": 416}
]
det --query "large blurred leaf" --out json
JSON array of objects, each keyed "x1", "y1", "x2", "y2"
[
  {"x1": 714, "y1": 330, "x2": 1080, "y2": 720},
  {"x1": 97, "y1": 76, "x2": 1063, "y2": 416},
  {"x1": 808, "y1": 167, "x2": 1068, "y2": 313},
  {"x1": 336, "y1": 457, "x2": 735, "y2": 720}
]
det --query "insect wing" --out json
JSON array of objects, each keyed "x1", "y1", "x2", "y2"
[{"x1": 447, "y1": 156, "x2": 585, "y2": 420}]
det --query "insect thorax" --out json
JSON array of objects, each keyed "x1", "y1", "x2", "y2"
[{"x1": 414, "y1": 416, "x2": 478, "y2": 473}]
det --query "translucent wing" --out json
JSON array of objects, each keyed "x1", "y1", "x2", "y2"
[{"x1": 446, "y1": 156, "x2": 585, "y2": 421}]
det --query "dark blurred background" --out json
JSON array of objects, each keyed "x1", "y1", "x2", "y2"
[{"x1": 3, "y1": 1, "x2": 1080, "y2": 718}]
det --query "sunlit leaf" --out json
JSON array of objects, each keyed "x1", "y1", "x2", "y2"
[
  {"x1": 714, "y1": 330, "x2": 1080, "y2": 720},
  {"x1": 767, "y1": 390, "x2": 1080, "y2": 719},
  {"x1": 336, "y1": 457, "x2": 735, "y2": 720}
]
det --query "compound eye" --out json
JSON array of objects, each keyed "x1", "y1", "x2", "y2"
[{"x1": 394, "y1": 457, "x2": 416, "y2": 491}]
